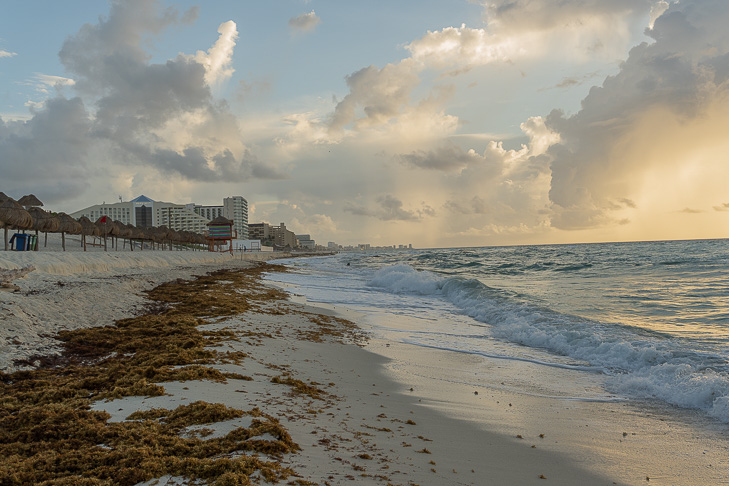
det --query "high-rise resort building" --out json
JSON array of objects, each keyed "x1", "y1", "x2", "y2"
[{"x1": 70, "y1": 195, "x2": 249, "y2": 236}]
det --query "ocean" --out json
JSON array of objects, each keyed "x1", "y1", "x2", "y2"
[{"x1": 264, "y1": 239, "x2": 729, "y2": 425}]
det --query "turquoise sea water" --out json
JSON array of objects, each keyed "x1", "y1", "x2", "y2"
[{"x1": 265, "y1": 239, "x2": 729, "y2": 423}]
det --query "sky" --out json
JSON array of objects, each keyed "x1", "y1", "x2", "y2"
[{"x1": 1, "y1": 0, "x2": 728, "y2": 248}]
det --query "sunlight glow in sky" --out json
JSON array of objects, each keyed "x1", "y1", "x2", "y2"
[{"x1": 1, "y1": 0, "x2": 728, "y2": 247}]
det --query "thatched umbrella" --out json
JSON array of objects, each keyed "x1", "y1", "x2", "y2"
[
  {"x1": 0, "y1": 199, "x2": 33, "y2": 251},
  {"x1": 152, "y1": 225, "x2": 173, "y2": 250},
  {"x1": 78, "y1": 216, "x2": 100, "y2": 251},
  {"x1": 122, "y1": 223, "x2": 138, "y2": 251},
  {"x1": 113, "y1": 220, "x2": 131, "y2": 251},
  {"x1": 27, "y1": 207, "x2": 60, "y2": 251},
  {"x1": 127, "y1": 224, "x2": 149, "y2": 250},
  {"x1": 167, "y1": 229, "x2": 184, "y2": 250},
  {"x1": 56, "y1": 213, "x2": 82, "y2": 251},
  {"x1": 94, "y1": 216, "x2": 120, "y2": 251},
  {"x1": 17, "y1": 194, "x2": 43, "y2": 209}
]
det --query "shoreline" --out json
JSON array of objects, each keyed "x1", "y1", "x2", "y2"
[
  {"x1": 263, "y1": 261, "x2": 729, "y2": 485},
  {"x1": 0, "y1": 251, "x2": 620, "y2": 484}
]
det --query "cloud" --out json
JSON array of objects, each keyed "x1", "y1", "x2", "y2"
[
  {"x1": 22, "y1": 75, "x2": 76, "y2": 109},
  {"x1": 330, "y1": 60, "x2": 422, "y2": 133},
  {"x1": 714, "y1": 203, "x2": 729, "y2": 212},
  {"x1": 1, "y1": 0, "x2": 279, "y2": 207},
  {"x1": 406, "y1": 1, "x2": 654, "y2": 74},
  {"x1": 345, "y1": 195, "x2": 432, "y2": 222},
  {"x1": 0, "y1": 50, "x2": 17, "y2": 58},
  {"x1": 649, "y1": 1, "x2": 670, "y2": 29},
  {"x1": 543, "y1": 71, "x2": 602, "y2": 90},
  {"x1": 679, "y1": 208, "x2": 704, "y2": 214},
  {"x1": 0, "y1": 97, "x2": 92, "y2": 200},
  {"x1": 180, "y1": 6, "x2": 199, "y2": 24},
  {"x1": 289, "y1": 10, "x2": 321, "y2": 33},
  {"x1": 399, "y1": 142, "x2": 485, "y2": 172},
  {"x1": 185, "y1": 20, "x2": 238, "y2": 88},
  {"x1": 444, "y1": 196, "x2": 490, "y2": 215},
  {"x1": 544, "y1": 0, "x2": 729, "y2": 230}
]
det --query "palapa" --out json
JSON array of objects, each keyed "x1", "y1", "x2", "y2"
[
  {"x1": 55, "y1": 213, "x2": 82, "y2": 251},
  {"x1": 94, "y1": 216, "x2": 119, "y2": 251},
  {"x1": 124, "y1": 223, "x2": 147, "y2": 251},
  {"x1": 0, "y1": 199, "x2": 34, "y2": 251},
  {"x1": 78, "y1": 216, "x2": 100, "y2": 251},
  {"x1": 0, "y1": 199, "x2": 34, "y2": 228},
  {"x1": 17, "y1": 194, "x2": 44, "y2": 208},
  {"x1": 208, "y1": 215, "x2": 234, "y2": 225},
  {"x1": 27, "y1": 207, "x2": 60, "y2": 233},
  {"x1": 26, "y1": 207, "x2": 60, "y2": 251},
  {"x1": 56, "y1": 213, "x2": 82, "y2": 234},
  {"x1": 114, "y1": 221, "x2": 132, "y2": 238}
]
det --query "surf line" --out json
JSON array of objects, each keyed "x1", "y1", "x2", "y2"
[{"x1": 400, "y1": 339, "x2": 602, "y2": 373}]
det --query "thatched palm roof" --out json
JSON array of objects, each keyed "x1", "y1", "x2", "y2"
[
  {"x1": 78, "y1": 216, "x2": 101, "y2": 237},
  {"x1": 0, "y1": 199, "x2": 33, "y2": 229},
  {"x1": 28, "y1": 207, "x2": 61, "y2": 233},
  {"x1": 114, "y1": 221, "x2": 132, "y2": 238},
  {"x1": 56, "y1": 213, "x2": 82, "y2": 234},
  {"x1": 151, "y1": 225, "x2": 172, "y2": 242},
  {"x1": 17, "y1": 194, "x2": 43, "y2": 208},
  {"x1": 94, "y1": 216, "x2": 120, "y2": 236},
  {"x1": 207, "y1": 216, "x2": 233, "y2": 226}
]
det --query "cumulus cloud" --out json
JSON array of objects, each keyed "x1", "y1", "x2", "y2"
[
  {"x1": 0, "y1": 97, "x2": 91, "y2": 200},
  {"x1": 0, "y1": 50, "x2": 17, "y2": 58},
  {"x1": 544, "y1": 0, "x2": 729, "y2": 230},
  {"x1": 330, "y1": 60, "x2": 422, "y2": 133},
  {"x1": 0, "y1": 0, "x2": 279, "y2": 207},
  {"x1": 649, "y1": 1, "x2": 670, "y2": 29},
  {"x1": 289, "y1": 10, "x2": 321, "y2": 33},
  {"x1": 714, "y1": 203, "x2": 729, "y2": 212},
  {"x1": 186, "y1": 20, "x2": 238, "y2": 87},
  {"x1": 406, "y1": 0, "x2": 654, "y2": 74},
  {"x1": 345, "y1": 195, "x2": 433, "y2": 222}
]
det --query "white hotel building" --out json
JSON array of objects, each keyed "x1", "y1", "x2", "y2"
[{"x1": 70, "y1": 195, "x2": 249, "y2": 237}]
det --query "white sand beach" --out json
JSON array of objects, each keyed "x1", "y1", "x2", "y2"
[
  {"x1": 0, "y1": 233, "x2": 284, "y2": 371},
  {"x1": 2, "y1": 237, "x2": 727, "y2": 485}
]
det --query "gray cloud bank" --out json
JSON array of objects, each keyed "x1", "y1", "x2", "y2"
[{"x1": 0, "y1": 0, "x2": 281, "y2": 204}]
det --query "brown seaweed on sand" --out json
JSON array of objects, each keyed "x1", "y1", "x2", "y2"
[{"x1": 0, "y1": 264, "x2": 304, "y2": 485}]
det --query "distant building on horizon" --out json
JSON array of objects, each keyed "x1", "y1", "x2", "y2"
[
  {"x1": 70, "y1": 194, "x2": 249, "y2": 236},
  {"x1": 249, "y1": 222, "x2": 298, "y2": 249},
  {"x1": 296, "y1": 234, "x2": 315, "y2": 249}
]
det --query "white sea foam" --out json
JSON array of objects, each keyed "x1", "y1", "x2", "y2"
[{"x1": 365, "y1": 262, "x2": 729, "y2": 421}]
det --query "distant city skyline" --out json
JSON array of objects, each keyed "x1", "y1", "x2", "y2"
[{"x1": 1, "y1": 1, "x2": 728, "y2": 248}]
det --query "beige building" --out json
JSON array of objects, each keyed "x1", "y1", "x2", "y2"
[
  {"x1": 71, "y1": 194, "x2": 249, "y2": 235},
  {"x1": 249, "y1": 222, "x2": 297, "y2": 248}
]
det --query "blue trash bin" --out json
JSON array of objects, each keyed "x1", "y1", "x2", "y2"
[{"x1": 12, "y1": 233, "x2": 28, "y2": 251}]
